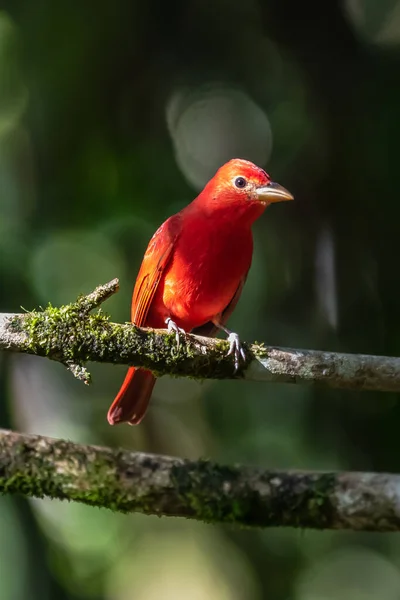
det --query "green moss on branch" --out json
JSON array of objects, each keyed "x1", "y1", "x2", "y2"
[
  {"x1": 1, "y1": 430, "x2": 400, "y2": 531},
  {"x1": 3, "y1": 278, "x2": 400, "y2": 393},
  {"x1": 5, "y1": 279, "x2": 244, "y2": 380},
  {"x1": 13, "y1": 306, "x2": 236, "y2": 379}
]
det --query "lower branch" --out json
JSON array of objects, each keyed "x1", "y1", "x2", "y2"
[
  {"x1": 0, "y1": 279, "x2": 400, "y2": 392},
  {"x1": 0, "y1": 429, "x2": 399, "y2": 531}
]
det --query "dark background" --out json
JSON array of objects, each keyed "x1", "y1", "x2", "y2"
[{"x1": 1, "y1": 1, "x2": 400, "y2": 599}]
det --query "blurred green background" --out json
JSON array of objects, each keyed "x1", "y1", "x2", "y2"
[{"x1": 1, "y1": 0, "x2": 400, "y2": 598}]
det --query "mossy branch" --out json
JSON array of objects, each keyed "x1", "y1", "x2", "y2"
[
  {"x1": 0, "y1": 428, "x2": 400, "y2": 531},
  {"x1": 1, "y1": 279, "x2": 400, "y2": 391},
  {"x1": 2, "y1": 281, "x2": 400, "y2": 531}
]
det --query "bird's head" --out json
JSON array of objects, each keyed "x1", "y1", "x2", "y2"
[
  {"x1": 196, "y1": 159, "x2": 293, "y2": 222},
  {"x1": 215, "y1": 158, "x2": 293, "y2": 204}
]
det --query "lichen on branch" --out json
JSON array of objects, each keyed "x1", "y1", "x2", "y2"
[
  {"x1": 0, "y1": 279, "x2": 400, "y2": 392},
  {"x1": 0, "y1": 429, "x2": 400, "y2": 532}
]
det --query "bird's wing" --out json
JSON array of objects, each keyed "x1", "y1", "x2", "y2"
[
  {"x1": 191, "y1": 270, "x2": 249, "y2": 338},
  {"x1": 131, "y1": 214, "x2": 182, "y2": 325}
]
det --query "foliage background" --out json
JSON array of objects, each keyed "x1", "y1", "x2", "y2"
[{"x1": 1, "y1": 1, "x2": 400, "y2": 598}]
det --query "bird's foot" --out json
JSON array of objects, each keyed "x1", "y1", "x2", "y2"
[
  {"x1": 226, "y1": 332, "x2": 246, "y2": 372},
  {"x1": 165, "y1": 317, "x2": 186, "y2": 348}
]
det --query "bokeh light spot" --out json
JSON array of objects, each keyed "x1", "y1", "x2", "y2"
[
  {"x1": 345, "y1": 0, "x2": 400, "y2": 46},
  {"x1": 30, "y1": 229, "x2": 127, "y2": 305},
  {"x1": 167, "y1": 83, "x2": 272, "y2": 189},
  {"x1": 296, "y1": 547, "x2": 400, "y2": 600}
]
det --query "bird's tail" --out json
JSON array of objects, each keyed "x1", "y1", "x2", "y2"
[{"x1": 107, "y1": 367, "x2": 156, "y2": 425}]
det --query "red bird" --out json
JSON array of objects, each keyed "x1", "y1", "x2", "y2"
[{"x1": 108, "y1": 159, "x2": 293, "y2": 425}]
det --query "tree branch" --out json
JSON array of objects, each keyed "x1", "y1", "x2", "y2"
[
  {"x1": 2, "y1": 283, "x2": 399, "y2": 531},
  {"x1": 0, "y1": 279, "x2": 399, "y2": 392},
  {"x1": 0, "y1": 429, "x2": 399, "y2": 531}
]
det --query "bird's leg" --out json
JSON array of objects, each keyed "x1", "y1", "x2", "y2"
[
  {"x1": 212, "y1": 320, "x2": 246, "y2": 372},
  {"x1": 165, "y1": 317, "x2": 186, "y2": 349}
]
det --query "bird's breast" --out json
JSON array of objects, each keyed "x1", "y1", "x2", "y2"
[{"x1": 157, "y1": 217, "x2": 253, "y2": 329}]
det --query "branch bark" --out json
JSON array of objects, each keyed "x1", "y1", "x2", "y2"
[
  {"x1": 1, "y1": 279, "x2": 400, "y2": 392},
  {"x1": 0, "y1": 429, "x2": 399, "y2": 531}
]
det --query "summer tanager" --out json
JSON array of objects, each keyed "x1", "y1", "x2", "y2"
[{"x1": 108, "y1": 158, "x2": 293, "y2": 425}]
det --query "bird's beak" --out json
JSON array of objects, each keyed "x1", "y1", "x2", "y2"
[{"x1": 256, "y1": 181, "x2": 294, "y2": 204}]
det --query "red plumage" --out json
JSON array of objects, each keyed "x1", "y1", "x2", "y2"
[{"x1": 108, "y1": 158, "x2": 293, "y2": 425}]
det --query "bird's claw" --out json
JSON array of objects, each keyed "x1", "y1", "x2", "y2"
[
  {"x1": 165, "y1": 317, "x2": 186, "y2": 349},
  {"x1": 226, "y1": 332, "x2": 246, "y2": 372}
]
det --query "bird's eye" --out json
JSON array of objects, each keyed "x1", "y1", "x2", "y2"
[{"x1": 234, "y1": 176, "x2": 247, "y2": 189}]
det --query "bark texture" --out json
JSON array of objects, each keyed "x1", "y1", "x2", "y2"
[
  {"x1": 1, "y1": 279, "x2": 399, "y2": 392},
  {"x1": 1, "y1": 429, "x2": 400, "y2": 531}
]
